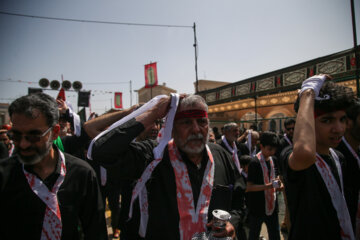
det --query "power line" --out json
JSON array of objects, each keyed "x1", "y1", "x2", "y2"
[{"x1": 0, "y1": 11, "x2": 193, "y2": 28}]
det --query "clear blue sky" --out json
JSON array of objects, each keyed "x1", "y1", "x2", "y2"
[{"x1": 0, "y1": 0, "x2": 359, "y2": 116}]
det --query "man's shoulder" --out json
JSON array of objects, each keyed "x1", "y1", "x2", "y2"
[
  {"x1": 208, "y1": 143, "x2": 233, "y2": 163},
  {"x1": 279, "y1": 137, "x2": 291, "y2": 148},
  {"x1": 248, "y1": 157, "x2": 260, "y2": 167},
  {"x1": 209, "y1": 142, "x2": 228, "y2": 154},
  {"x1": 0, "y1": 155, "x2": 20, "y2": 169},
  {"x1": 215, "y1": 138, "x2": 225, "y2": 146},
  {"x1": 63, "y1": 153, "x2": 95, "y2": 174}
]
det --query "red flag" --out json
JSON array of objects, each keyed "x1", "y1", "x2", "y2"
[
  {"x1": 57, "y1": 88, "x2": 66, "y2": 101},
  {"x1": 145, "y1": 62, "x2": 158, "y2": 88},
  {"x1": 114, "y1": 92, "x2": 123, "y2": 109}
]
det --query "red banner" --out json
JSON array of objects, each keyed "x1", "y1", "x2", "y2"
[
  {"x1": 114, "y1": 92, "x2": 123, "y2": 109},
  {"x1": 145, "y1": 62, "x2": 158, "y2": 88},
  {"x1": 57, "y1": 88, "x2": 66, "y2": 101}
]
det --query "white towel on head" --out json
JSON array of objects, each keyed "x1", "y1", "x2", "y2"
[{"x1": 87, "y1": 94, "x2": 170, "y2": 160}]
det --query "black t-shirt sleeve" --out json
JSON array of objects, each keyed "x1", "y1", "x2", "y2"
[
  {"x1": 280, "y1": 146, "x2": 303, "y2": 185},
  {"x1": 247, "y1": 159, "x2": 262, "y2": 184}
]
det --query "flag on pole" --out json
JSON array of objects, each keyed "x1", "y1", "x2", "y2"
[
  {"x1": 114, "y1": 92, "x2": 123, "y2": 109},
  {"x1": 77, "y1": 107, "x2": 86, "y2": 122},
  {"x1": 57, "y1": 88, "x2": 66, "y2": 101},
  {"x1": 145, "y1": 62, "x2": 158, "y2": 88}
]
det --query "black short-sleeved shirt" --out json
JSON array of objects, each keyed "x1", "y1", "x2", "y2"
[
  {"x1": 275, "y1": 137, "x2": 292, "y2": 176},
  {"x1": 246, "y1": 157, "x2": 278, "y2": 217},
  {"x1": 281, "y1": 147, "x2": 345, "y2": 240},
  {"x1": 0, "y1": 150, "x2": 107, "y2": 240}
]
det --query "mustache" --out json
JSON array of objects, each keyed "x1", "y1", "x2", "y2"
[
  {"x1": 14, "y1": 146, "x2": 37, "y2": 153},
  {"x1": 186, "y1": 133, "x2": 205, "y2": 142}
]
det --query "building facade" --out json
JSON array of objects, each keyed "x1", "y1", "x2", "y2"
[
  {"x1": 0, "y1": 103, "x2": 10, "y2": 126},
  {"x1": 197, "y1": 47, "x2": 359, "y2": 133},
  {"x1": 137, "y1": 83, "x2": 177, "y2": 104}
]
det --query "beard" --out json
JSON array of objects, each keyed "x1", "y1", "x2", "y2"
[
  {"x1": 176, "y1": 133, "x2": 208, "y2": 154},
  {"x1": 15, "y1": 137, "x2": 53, "y2": 165}
]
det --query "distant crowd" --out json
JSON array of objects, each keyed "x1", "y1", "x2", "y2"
[{"x1": 0, "y1": 74, "x2": 359, "y2": 240}]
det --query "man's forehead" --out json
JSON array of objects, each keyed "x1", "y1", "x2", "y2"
[
  {"x1": 318, "y1": 110, "x2": 346, "y2": 118},
  {"x1": 177, "y1": 103, "x2": 207, "y2": 112},
  {"x1": 11, "y1": 111, "x2": 48, "y2": 129}
]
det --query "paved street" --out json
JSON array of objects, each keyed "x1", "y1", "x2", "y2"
[{"x1": 260, "y1": 191, "x2": 288, "y2": 240}]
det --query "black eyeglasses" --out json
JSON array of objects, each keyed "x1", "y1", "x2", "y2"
[
  {"x1": 8, "y1": 127, "x2": 53, "y2": 143},
  {"x1": 285, "y1": 127, "x2": 294, "y2": 131}
]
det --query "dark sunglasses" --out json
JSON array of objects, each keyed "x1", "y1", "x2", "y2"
[
  {"x1": 285, "y1": 127, "x2": 294, "y2": 131},
  {"x1": 8, "y1": 127, "x2": 53, "y2": 143}
]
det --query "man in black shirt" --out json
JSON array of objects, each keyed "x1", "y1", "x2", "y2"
[
  {"x1": 91, "y1": 94, "x2": 247, "y2": 239},
  {"x1": 246, "y1": 131, "x2": 281, "y2": 240},
  {"x1": 276, "y1": 119, "x2": 295, "y2": 162},
  {"x1": 218, "y1": 122, "x2": 250, "y2": 173},
  {"x1": 281, "y1": 75, "x2": 356, "y2": 240},
  {"x1": 275, "y1": 118, "x2": 295, "y2": 233},
  {"x1": 336, "y1": 100, "x2": 360, "y2": 237},
  {"x1": 0, "y1": 93, "x2": 107, "y2": 240}
]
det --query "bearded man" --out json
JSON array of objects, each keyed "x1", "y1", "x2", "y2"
[
  {"x1": 91, "y1": 94, "x2": 247, "y2": 239},
  {"x1": 0, "y1": 93, "x2": 107, "y2": 240}
]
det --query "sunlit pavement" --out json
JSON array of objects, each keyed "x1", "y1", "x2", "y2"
[{"x1": 260, "y1": 192, "x2": 288, "y2": 240}]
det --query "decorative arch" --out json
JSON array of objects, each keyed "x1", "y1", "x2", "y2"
[{"x1": 240, "y1": 111, "x2": 262, "y2": 130}]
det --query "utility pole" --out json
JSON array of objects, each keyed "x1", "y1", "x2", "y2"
[
  {"x1": 130, "y1": 80, "x2": 132, "y2": 106},
  {"x1": 193, "y1": 22, "x2": 199, "y2": 93},
  {"x1": 350, "y1": 0, "x2": 360, "y2": 97}
]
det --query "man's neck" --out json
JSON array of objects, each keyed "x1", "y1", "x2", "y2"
[
  {"x1": 225, "y1": 136, "x2": 234, "y2": 145},
  {"x1": 262, "y1": 153, "x2": 271, "y2": 161},
  {"x1": 186, "y1": 152, "x2": 203, "y2": 166},
  {"x1": 33, "y1": 148, "x2": 58, "y2": 180},
  {"x1": 316, "y1": 145, "x2": 330, "y2": 155},
  {"x1": 344, "y1": 131, "x2": 360, "y2": 152}
]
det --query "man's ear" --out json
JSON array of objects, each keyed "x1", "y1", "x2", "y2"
[{"x1": 52, "y1": 124, "x2": 60, "y2": 140}]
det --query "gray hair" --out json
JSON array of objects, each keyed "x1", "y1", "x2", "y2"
[
  {"x1": 180, "y1": 94, "x2": 208, "y2": 112},
  {"x1": 223, "y1": 122, "x2": 238, "y2": 132}
]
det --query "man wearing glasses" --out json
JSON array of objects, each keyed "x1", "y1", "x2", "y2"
[{"x1": 0, "y1": 93, "x2": 107, "y2": 240}]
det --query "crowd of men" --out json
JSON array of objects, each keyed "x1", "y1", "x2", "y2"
[{"x1": 0, "y1": 74, "x2": 359, "y2": 240}]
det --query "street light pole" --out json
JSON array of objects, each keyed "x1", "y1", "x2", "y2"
[
  {"x1": 193, "y1": 22, "x2": 199, "y2": 93},
  {"x1": 130, "y1": 80, "x2": 132, "y2": 106},
  {"x1": 350, "y1": 0, "x2": 360, "y2": 97}
]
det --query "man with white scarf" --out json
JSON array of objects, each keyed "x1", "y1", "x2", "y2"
[
  {"x1": 91, "y1": 94, "x2": 246, "y2": 239},
  {"x1": 281, "y1": 75, "x2": 356, "y2": 240},
  {"x1": 218, "y1": 122, "x2": 250, "y2": 174}
]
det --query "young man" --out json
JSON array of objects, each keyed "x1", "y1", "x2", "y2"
[
  {"x1": 0, "y1": 93, "x2": 107, "y2": 239},
  {"x1": 276, "y1": 119, "x2": 295, "y2": 159},
  {"x1": 275, "y1": 118, "x2": 296, "y2": 233},
  {"x1": 91, "y1": 94, "x2": 247, "y2": 239},
  {"x1": 336, "y1": 100, "x2": 360, "y2": 237},
  {"x1": 281, "y1": 75, "x2": 355, "y2": 240},
  {"x1": 246, "y1": 131, "x2": 282, "y2": 240}
]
